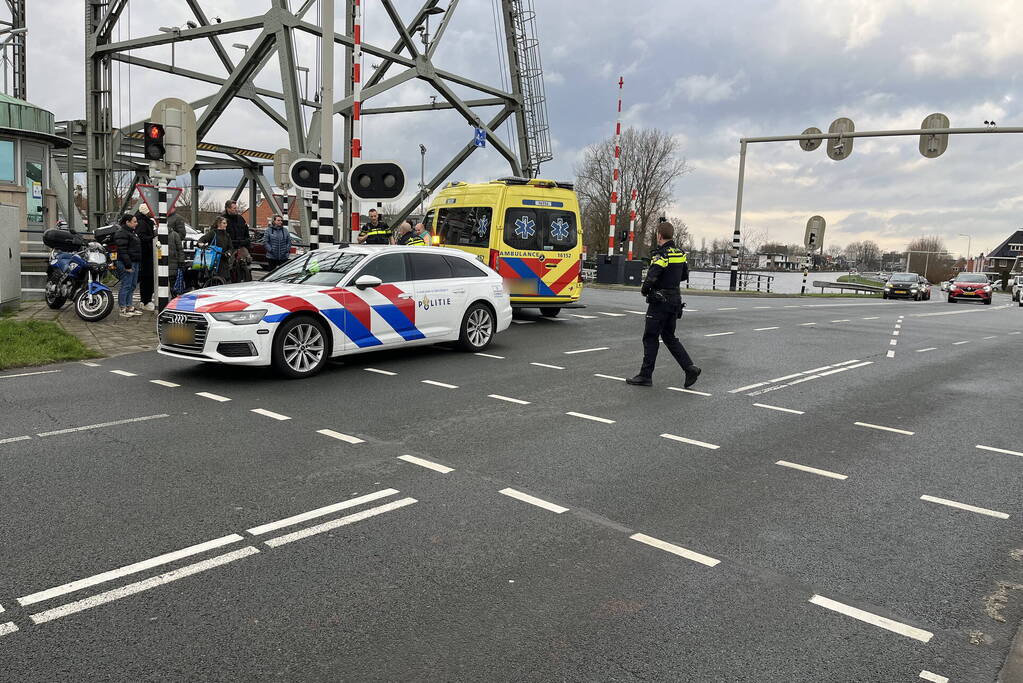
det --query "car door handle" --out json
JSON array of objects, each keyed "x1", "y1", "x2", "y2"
[
  {"x1": 452, "y1": 289, "x2": 466, "y2": 294},
  {"x1": 398, "y1": 293, "x2": 414, "y2": 299},
  {"x1": 544, "y1": 263, "x2": 558, "y2": 269}
]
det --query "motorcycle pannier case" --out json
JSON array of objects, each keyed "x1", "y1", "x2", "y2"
[
  {"x1": 42, "y1": 229, "x2": 85, "y2": 251},
  {"x1": 92, "y1": 225, "x2": 117, "y2": 246}
]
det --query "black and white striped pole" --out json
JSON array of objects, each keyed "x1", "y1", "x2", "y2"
[
  {"x1": 308, "y1": 190, "x2": 319, "y2": 249},
  {"x1": 281, "y1": 191, "x2": 289, "y2": 231},
  {"x1": 318, "y1": 165, "x2": 335, "y2": 246},
  {"x1": 156, "y1": 177, "x2": 169, "y2": 310},
  {"x1": 729, "y1": 140, "x2": 747, "y2": 291}
]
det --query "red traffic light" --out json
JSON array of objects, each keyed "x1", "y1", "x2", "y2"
[
  {"x1": 147, "y1": 124, "x2": 163, "y2": 139},
  {"x1": 143, "y1": 121, "x2": 166, "y2": 161}
]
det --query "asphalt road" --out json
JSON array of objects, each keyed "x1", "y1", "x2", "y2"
[{"x1": 1, "y1": 288, "x2": 1021, "y2": 682}]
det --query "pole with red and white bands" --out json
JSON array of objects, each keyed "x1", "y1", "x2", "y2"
[
  {"x1": 626, "y1": 188, "x2": 638, "y2": 261},
  {"x1": 607, "y1": 76, "x2": 623, "y2": 255},
  {"x1": 350, "y1": 0, "x2": 363, "y2": 240}
]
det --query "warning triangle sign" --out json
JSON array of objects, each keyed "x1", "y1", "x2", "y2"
[{"x1": 135, "y1": 184, "x2": 184, "y2": 218}]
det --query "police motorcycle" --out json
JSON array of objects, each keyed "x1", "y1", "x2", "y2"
[{"x1": 43, "y1": 225, "x2": 117, "y2": 322}]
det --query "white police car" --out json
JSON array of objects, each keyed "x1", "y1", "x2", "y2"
[{"x1": 157, "y1": 245, "x2": 512, "y2": 378}]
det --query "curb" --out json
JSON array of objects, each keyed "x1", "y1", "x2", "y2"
[{"x1": 1000, "y1": 617, "x2": 1023, "y2": 682}]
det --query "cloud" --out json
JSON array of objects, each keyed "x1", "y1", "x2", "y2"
[{"x1": 669, "y1": 72, "x2": 747, "y2": 104}]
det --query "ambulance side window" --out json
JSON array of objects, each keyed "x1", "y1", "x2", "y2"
[
  {"x1": 423, "y1": 208, "x2": 436, "y2": 231},
  {"x1": 437, "y1": 207, "x2": 491, "y2": 248},
  {"x1": 541, "y1": 210, "x2": 577, "y2": 250},
  {"x1": 503, "y1": 208, "x2": 540, "y2": 250}
]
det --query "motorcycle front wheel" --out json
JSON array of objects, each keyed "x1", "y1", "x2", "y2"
[
  {"x1": 45, "y1": 276, "x2": 66, "y2": 309},
  {"x1": 74, "y1": 289, "x2": 115, "y2": 322}
]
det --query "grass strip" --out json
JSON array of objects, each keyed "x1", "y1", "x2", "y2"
[{"x1": 0, "y1": 320, "x2": 101, "y2": 370}]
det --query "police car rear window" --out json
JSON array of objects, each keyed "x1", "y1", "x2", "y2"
[
  {"x1": 444, "y1": 255, "x2": 487, "y2": 277},
  {"x1": 503, "y1": 208, "x2": 577, "y2": 251}
]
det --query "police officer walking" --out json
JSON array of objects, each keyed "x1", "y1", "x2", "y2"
[{"x1": 627, "y1": 221, "x2": 701, "y2": 388}]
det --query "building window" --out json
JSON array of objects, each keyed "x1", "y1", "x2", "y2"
[
  {"x1": 0, "y1": 140, "x2": 14, "y2": 183},
  {"x1": 25, "y1": 160, "x2": 43, "y2": 224},
  {"x1": 1008, "y1": 243, "x2": 1023, "y2": 252}
]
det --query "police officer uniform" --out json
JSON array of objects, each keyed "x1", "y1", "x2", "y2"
[
  {"x1": 361, "y1": 220, "x2": 392, "y2": 244},
  {"x1": 627, "y1": 239, "x2": 701, "y2": 387},
  {"x1": 396, "y1": 230, "x2": 425, "y2": 246}
]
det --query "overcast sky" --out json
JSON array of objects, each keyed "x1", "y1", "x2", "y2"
[{"x1": 23, "y1": 0, "x2": 1023, "y2": 256}]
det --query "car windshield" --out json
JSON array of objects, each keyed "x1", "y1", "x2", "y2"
[
  {"x1": 263, "y1": 250, "x2": 365, "y2": 285},
  {"x1": 955, "y1": 273, "x2": 988, "y2": 283},
  {"x1": 889, "y1": 274, "x2": 917, "y2": 283}
]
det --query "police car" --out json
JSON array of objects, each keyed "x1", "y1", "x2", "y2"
[{"x1": 157, "y1": 245, "x2": 512, "y2": 378}]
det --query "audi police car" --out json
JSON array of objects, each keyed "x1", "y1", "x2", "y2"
[{"x1": 157, "y1": 245, "x2": 512, "y2": 378}]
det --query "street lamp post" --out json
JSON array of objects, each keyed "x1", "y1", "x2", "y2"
[
  {"x1": 419, "y1": 144, "x2": 427, "y2": 216},
  {"x1": 959, "y1": 233, "x2": 972, "y2": 272}
]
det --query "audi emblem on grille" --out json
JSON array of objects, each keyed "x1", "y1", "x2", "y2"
[{"x1": 170, "y1": 313, "x2": 188, "y2": 324}]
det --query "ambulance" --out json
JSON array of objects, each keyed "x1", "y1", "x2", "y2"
[{"x1": 425, "y1": 177, "x2": 583, "y2": 316}]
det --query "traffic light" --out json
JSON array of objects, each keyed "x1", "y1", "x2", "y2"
[
  {"x1": 144, "y1": 122, "x2": 165, "y2": 161},
  {"x1": 348, "y1": 161, "x2": 406, "y2": 200},
  {"x1": 289, "y1": 159, "x2": 320, "y2": 190}
]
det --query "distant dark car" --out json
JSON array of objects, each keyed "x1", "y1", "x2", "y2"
[
  {"x1": 883, "y1": 272, "x2": 926, "y2": 300},
  {"x1": 948, "y1": 272, "x2": 993, "y2": 304},
  {"x1": 249, "y1": 228, "x2": 308, "y2": 269}
]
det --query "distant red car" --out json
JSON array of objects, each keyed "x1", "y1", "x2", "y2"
[{"x1": 947, "y1": 272, "x2": 993, "y2": 304}]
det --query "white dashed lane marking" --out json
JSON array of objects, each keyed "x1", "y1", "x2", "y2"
[
  {"x1": 754, "y1": 403, "x2": 804, "y2": 415},
  {"x1": 705, "y1": 332, "x2": 735, "y2": 337},
  {"x1": 569, "y1": 313, "x2": 598, "y2": 319},
  {"x1": 976, "y1": 444, "x2": 1023, "y2": 458},
  {"x1": 196, "y1": 392, "x2": 230, "y2": 402},
  {"x1": 717, "y1": 307, "x2": 737, "y2": 311},
  {"x1": 920, "y1": 495, "x2": 1009, "y2": 519},
  {"x1": 598, "y1": 312, "x2": 626, "y2": 317},
  {"x1": 0, "y1": 435, "x2": 31, "y2": 445},
  {"x1": 831, "y1": 319, "x2": 851, "y2": 323},
  {"x1": 809, "y1": 594, "x2": 933, "y2": 643},
  {"x1": 364, "y1": 368, "x2": 396, "y2": 376},
  {"x1": 398, "y1": 455, "x2": 454, "y2": 473},
  {"x1": 251, "y1": 408, "x2": 291, "y2": 421},
  {"x1": 753, "y1": 326, "x2": 779, "y2": 331},
  {"x1": 530, "y1": 362, "x2": 565, "y2": 370},
  {"x1": 36, "y1": 414, "x2": 169, "y2": 438},
  {"x1": 625, "y1": 310, "x2": 646, "y2": 315},
  {"x1": 149, "y1": 379, "x2": 180, "y2": 387},
  {"x1": 919, "y1": 671, "x2": 949, "y2": 683},
  {"x1": 854, "y1": 421, "x2": 914, "y2": 435},
  {"x1": 474, "y1": 352, "x2": 505, "y2": 359},
  {"x1": 422, "y1": 380, "x2": 458, "y2": 389},
  {"x1": 776, "y1": 460, "x2": 847, "y2": 480},
  {"x1": 563, "y1": 347, "x2": 609, "y2": 355},
  {"x1": 81, "y1": 362, "x2": 102, "y2": 367},
  {"x1": 799, "y1": 322, "x2": 817, "y2": 326},
  {"x1": 0, "y1": 369, "x2": 62, "y2": 380},
  {"x1": 566, "y1": 411, "x2": 615, "y2": 424},
  {"x1": 667, "y1": 387, "x2": 712, "y2": 397},
  {"x1": 109, "y1": 370, "x2": 137, "y2": 377},
  {"x1": 630, "y1": 533, "x2": 720, "y2": 567},
  {"x1": 263, "y1": 498, "x2": 417, "y2": 548},
  {"x1": 511, "y1": 320, "x2": 535, "y2": 325},
  {"x1": 488, "y1": 394, "x2": 531, "y2": 405},
  {"x1": 660, "y1": 433, "x2": 719, "y2": 450},
  {"x1": 29, "y1": 546, "x2": 261, "y2": 626},
  {"x1": 0, "y1": 621, "x2": 17, "y2": 637},
  {"x1": 17, "y1": 533, "x2": 246, "y2": 606},
  {"x1": 862, "y1": 316, "x2": 880, "y2": 320},
  {"x1": 730, "y1": 382, "x2": 767, "y2": 393},
  {"x1": 953, "y1": 340, "x2": 970, "y2": 345},
  {"x1": 916, "y1": 347, "x2": 936, "y2": 353},
  {"x1": 247, "y1": 489, "x2": 400, "y2": 536},
  {"x1": 594, "y1": 374, "x2": 625, "y2": 381},
  {"x1": 499, "y1": 488, "x2": 568, "y2": 514},
  {"x1": 316, "y1": 429, "x2": 365, "y2": 444},
  {"x1": 886, "y1": 350, "x2": 896, "y2": 358}
]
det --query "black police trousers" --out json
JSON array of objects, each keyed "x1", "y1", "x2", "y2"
[{"x1": 638, "y1": 301, "x2": 693, "y2": 378}]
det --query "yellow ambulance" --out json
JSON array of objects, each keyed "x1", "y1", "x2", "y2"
[{"x1": 424, "y1": 177, "x2": 583, "y2": 317}]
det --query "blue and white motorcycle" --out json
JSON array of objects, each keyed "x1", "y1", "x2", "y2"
[{"x1": 43, "y1": 227, "x2": 116, "y2": 322}]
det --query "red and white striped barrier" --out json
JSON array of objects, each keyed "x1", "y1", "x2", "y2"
[{"x1": 607, "y1": 76, "x2": 623, "y2": 255}]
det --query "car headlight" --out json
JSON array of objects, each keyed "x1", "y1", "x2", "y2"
[
  {"x1": 910, "y1": 285, "x2": 918, "y2": 290},
  {"x1": 211, "y1": 309, "x2": 267, "y2": 325},
  {"x1": 983, "y1": 285, "x2": 992, "y2": 292},
  {"x1": 884, "y1": 284, "x2": 892, "y2": 290}
]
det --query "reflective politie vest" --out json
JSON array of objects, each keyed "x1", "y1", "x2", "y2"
[
  {"x1": 406, "y1": 234, "x2": 426, "y2": 246},
  {"x1": 645, "y1": 241, "x2": 689, "y2": 292},
  {"x1": 361, "y1": 221, "x2": 392, "y2": 244}
]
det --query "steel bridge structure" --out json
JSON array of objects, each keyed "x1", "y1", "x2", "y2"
[{"x1": 81, "y1": 0, "x2": 552, "y2": 236}]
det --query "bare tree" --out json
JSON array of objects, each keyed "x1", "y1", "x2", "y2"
[
  {"x1": 574, "y1": 127, "x2": 691, "y2": 257},
  {"x1": 906, "y1": 235, "x2": 953, "y2": 282},
  {"x1": 844, "y1": 240, "x2": 882, "y2": 270}
]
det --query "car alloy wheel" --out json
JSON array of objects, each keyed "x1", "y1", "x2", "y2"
[
  {"x1": 466, "y1": 307, "x2": 493, "y2": 347},
  {"x1": 282, "y1": 322, "x2": 325, "y2": 374}
]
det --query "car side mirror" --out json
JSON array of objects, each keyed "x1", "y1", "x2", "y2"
[{"x1": 354, "y1": 274, "x2": 382, "y2": 289}]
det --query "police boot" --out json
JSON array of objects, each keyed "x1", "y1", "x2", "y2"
[
  {"x1": 683, "y1": 365, "x2": 702, "y2": 388},
  {"x1": 626, "y1": 375, "x2": 652, "y2": 387}
]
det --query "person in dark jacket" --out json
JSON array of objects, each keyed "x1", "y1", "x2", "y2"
[
  {"x1": 113, "y1": 213, "x2": 143, "y2": 317},
  {"x1": 198, "y1": 217, "x2": 233, "y2": 280},
  {"x1": 133, "y1": 204, "x2": 157, "y2": 310},
  {"x1": 357, "y1": 208, "x2": 392, "y2": 244},
  {"x1": 263, "y1": 214, "x2": 292, "y2": 270},
  {"x1": 626, "y1": 221, "x2": 701, "y2": 388},
  {"x1": 167, "y1": 207, "x2": 187, "y2": 289},
  {"x1": 223, "y1": 200, "x2": 251, "y2": 282}
]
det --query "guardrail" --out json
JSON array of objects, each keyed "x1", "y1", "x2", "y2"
[{"x1": 812, "y1": 280, "x2": 882, "y2": 293}]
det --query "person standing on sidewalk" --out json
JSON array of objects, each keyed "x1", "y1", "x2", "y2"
[
  {"x1": 264, "y1": 214, "x2": 292, "y2": 270},
  {"x1": 134, "y1": 204, "x2": 156, "y2": 311},
  {"x1": 113, "y1": 214, "x2": 143, "y2": 317},
  {"x1": 167, "y1": 206, "x2": 187, "y2": 293},
  {"x1": 223, "y1": 200, "x2": 252, "y2": 282}
]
